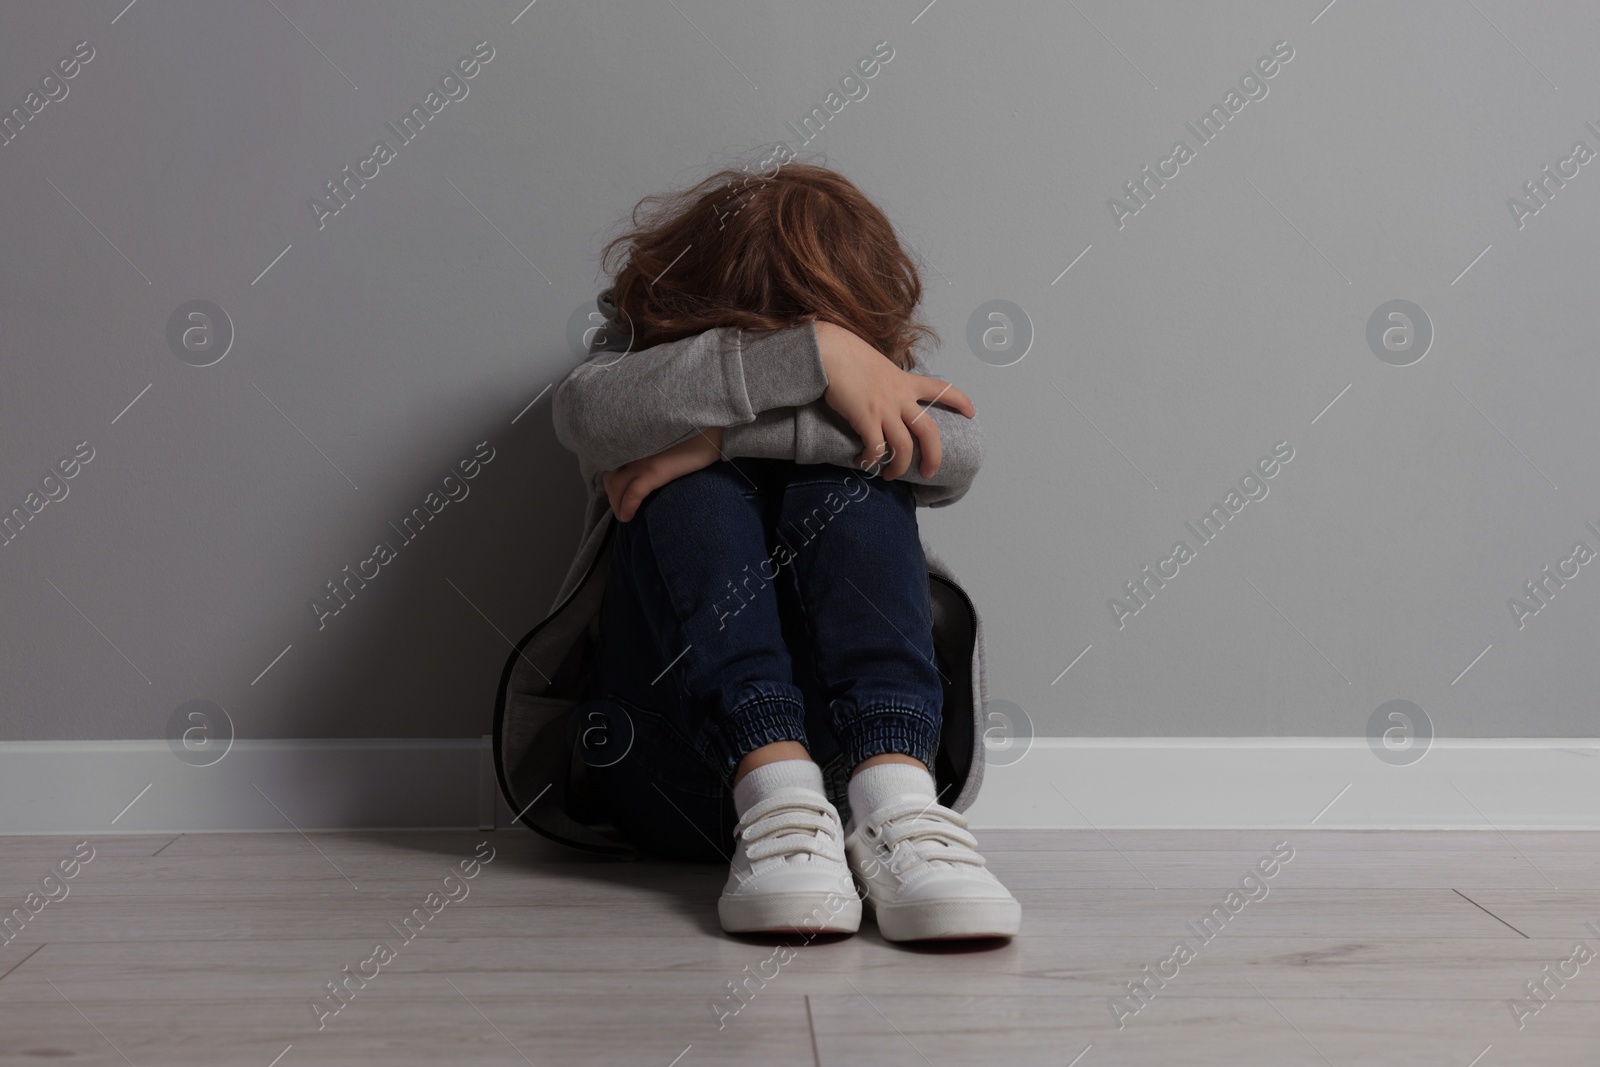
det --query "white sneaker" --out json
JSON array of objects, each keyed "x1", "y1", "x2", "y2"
[
  {"x1": 845, "y1": 796, "x2": 1021, "y2": 941},
  {"x1": 717, "y1": 787, "x2": 862, "y2": 935}
]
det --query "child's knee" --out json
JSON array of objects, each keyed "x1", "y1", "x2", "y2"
[
  {"x1": 636, "y1": 461, "x2": 744, "y2": 521},
  {"x1": 783, "y1": 468, "x2": 915, "y2": 545}
]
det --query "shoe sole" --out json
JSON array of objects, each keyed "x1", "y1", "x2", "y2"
[
  {"x1": 718, "y1": 891, "x2": 862, "y2": 935},
  {"x1": 871, "y1": 897, "x2": 1021, "y2": 942}
]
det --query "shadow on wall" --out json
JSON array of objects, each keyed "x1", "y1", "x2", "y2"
[{"x1": 263, "y1": 361, "x2": 587, "y2": 741}]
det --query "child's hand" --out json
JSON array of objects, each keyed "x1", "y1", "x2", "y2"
[
  {"x1": 812, "y1": 320, "x2": 974, "y2": 480},
  {"x1": 602, "y1": 427, "x2": 725, "y2": 522}
]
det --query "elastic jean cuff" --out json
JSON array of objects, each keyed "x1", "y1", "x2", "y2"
[
  {"x1": 839, "y1": 703, "x2": 942, "y2": 772},
  {"x1": 718, "y1": 687, "x2": 809, "y2": 780}
]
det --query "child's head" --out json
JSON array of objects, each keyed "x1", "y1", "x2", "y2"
[{"x1": 602, "y1": 162, "x2": 933, "y2": 369}]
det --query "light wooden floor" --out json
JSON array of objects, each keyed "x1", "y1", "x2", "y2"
[{"x1": 1, "y1": 828, "x2": 1596, "y2": 1065}]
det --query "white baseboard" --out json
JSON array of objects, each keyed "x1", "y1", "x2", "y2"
[
  {"x1": 965, "y1": 738, "x2": 1600, "y2": 830},
  {"x1": 2, "y1": 737, "x2": 1596, "y2": 834},
  {"x1": 0, "y1": 739, "x2": 507, "y2": 835}
]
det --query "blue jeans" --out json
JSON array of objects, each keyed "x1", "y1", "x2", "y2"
[{"x1": 578, "y1": 459, "x2": 943, "y2": 862}]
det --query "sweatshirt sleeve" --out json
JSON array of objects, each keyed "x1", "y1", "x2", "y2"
[
  {"x1": 721, "y1": 353, "x2": 984, "y2": 508},
  {"x1": 552, "y1": 315, "x2": 828, "y2": 484}
]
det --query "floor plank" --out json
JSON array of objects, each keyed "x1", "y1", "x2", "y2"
[{"x1": 1, "y1": 829, "x2": 1596, "y2": 1064}]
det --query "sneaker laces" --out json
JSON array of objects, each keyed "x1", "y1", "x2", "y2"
[
  {"x1": 734, "y1": 790, "x2": 843, "y2": 863},
  {"x1": 868, "y1": 797, "x2": 986, "y2": 869}
]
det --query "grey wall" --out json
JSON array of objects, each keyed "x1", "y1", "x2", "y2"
[{"x1": 3, "y1": 0, "x2": 1596, "y2": 744}]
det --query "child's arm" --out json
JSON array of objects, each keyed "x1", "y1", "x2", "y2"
[
  {"x1": 558, "y1": 311, "x2": 980, "y2": 510},
  {"x1": 725, "y1": 353, "x2": 984, "y2": 508},
  {"x1": 553, "y1": 323, "x2": 828, "y2": 483}
]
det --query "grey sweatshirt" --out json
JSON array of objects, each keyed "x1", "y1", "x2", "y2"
[{"x1": 548, "y1": 292, "x2": 984, "y2": 609}]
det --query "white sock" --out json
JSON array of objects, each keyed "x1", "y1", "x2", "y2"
[
  {"x1": 848, "y1": 762, "x2": 938, "y2": 821},
  {"x1": 733, "y1": 758, "x2": 825, "y2": 819}
]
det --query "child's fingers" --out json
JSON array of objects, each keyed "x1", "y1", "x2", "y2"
[
  {"x1": 915, "y1": 376, "x2": 975, "y2": 418},
  {"x1": 856, "y1": 439, "x2": 886, "y2": 474},
  {"x1": 882, "y1": 420, "x2": 915, "y2": 480},
  {"x1": 617, "y1": 471, "x2": 659, "y2": 522},
  {"x1": 905, "y1": 406, "x2": 942, "y2": 477},
  {"x1": 606, "y1": 467, "x2": 647, "y2": 522},
  {"x1": 853, "y1": 420, "x2": 887, "y2": 474}
]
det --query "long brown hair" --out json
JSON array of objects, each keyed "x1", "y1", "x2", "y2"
[{"x1": 601, "y1": 162, "x2": 934, "y2": 369}]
